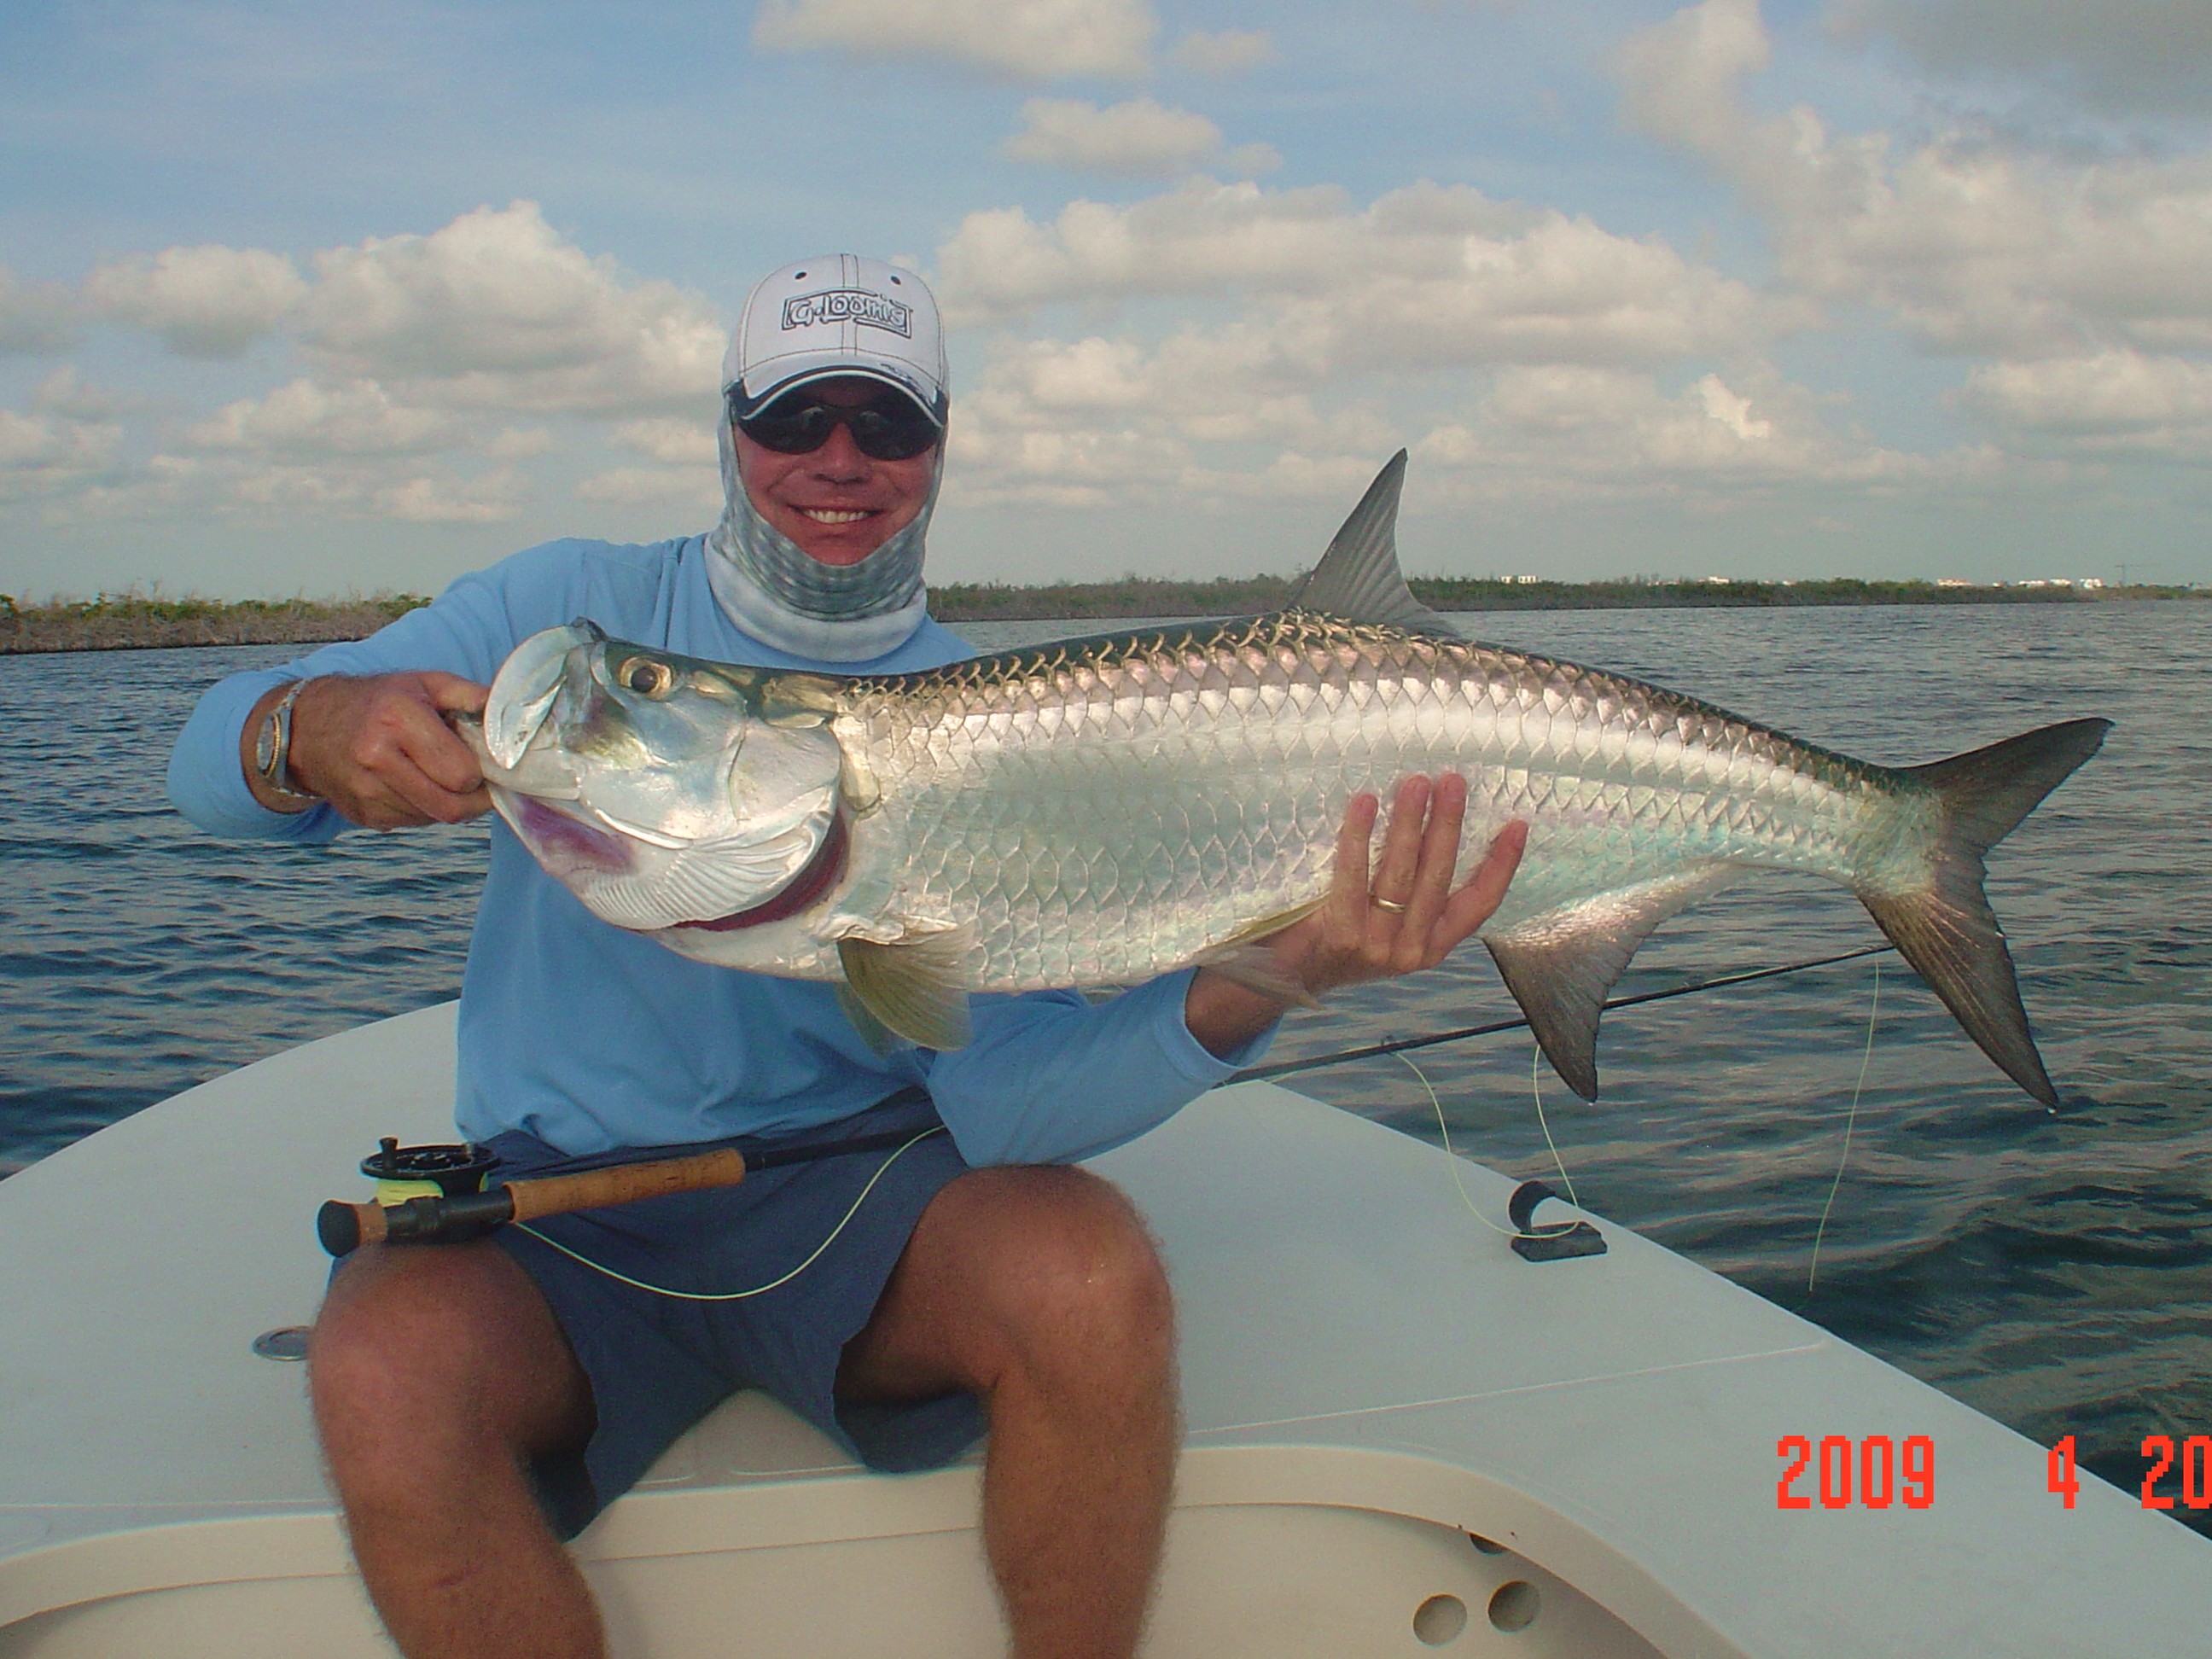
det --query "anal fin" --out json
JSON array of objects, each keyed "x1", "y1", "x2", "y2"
[
  {"x1": 1483, "y1": 868, "x2": 1736, "y2": 1100},
  {"x1": 838, "y1": 929, "x2": 975, "y2": 1051}
]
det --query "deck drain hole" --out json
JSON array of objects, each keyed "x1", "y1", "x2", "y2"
[
  {"x1": 253, "y1": 1327, "x2": 311, "y2": 1362},
  {"x1": 1467, "y1": 1532, "x2": 1508, "y2": 1555},
  {"x1": 1412, "y1": 1594, "x2": 1468, "y2": 1645},
  {"x1": 1488, "y1": 1580, "x2": 1540, "y2": 1633}
]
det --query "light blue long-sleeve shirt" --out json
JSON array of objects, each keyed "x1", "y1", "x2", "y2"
[{"x1": 167, "y1": 533, "x2": 1270, "y2": 1162}]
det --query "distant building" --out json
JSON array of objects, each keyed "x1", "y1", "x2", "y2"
[
  {"x1": 1936, "y1": 578, "x2": 1970, "y2": 588},
  {"x1": 1703, "y1": 575, "x2": 1732, "y2": 585},
  {"x1": 2079, "y1": 577, "x2": 2104, "y2": 590},
  {"x1": 1512, "y1": 574, "x2": 1541, "y2": 585}
]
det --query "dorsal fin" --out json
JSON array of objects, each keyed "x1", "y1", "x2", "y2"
[{"x1": 1287, "y1": 451, "x2": 1459, "y2": 637}]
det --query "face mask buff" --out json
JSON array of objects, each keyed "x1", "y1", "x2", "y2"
[{"x1": 704, "y1": 415, "x2": 939, "y2": 663}]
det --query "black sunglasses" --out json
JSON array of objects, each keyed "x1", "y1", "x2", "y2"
[{"x1": 731, "y1": 390, "x2": 941, "y2": 462}]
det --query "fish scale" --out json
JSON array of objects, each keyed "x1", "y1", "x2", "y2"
[
  {"x1": 832, "y1": 611, "x2": 1884, "y2": 991},
  {"x1": 470, "y1": 452, "x2": 2108, "y2": 1103}
]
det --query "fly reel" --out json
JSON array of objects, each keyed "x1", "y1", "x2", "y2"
[{"x1": 358, "y1": 1137, "x2": 502, "y2": 1203}]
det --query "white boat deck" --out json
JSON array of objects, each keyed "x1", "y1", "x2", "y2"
[{"x1": 1, "y1": 1003, "x2": 2203, "y2": 1656}]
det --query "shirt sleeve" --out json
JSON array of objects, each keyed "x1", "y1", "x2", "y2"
[
  {"x1": 164, "y1": 551, "x2": 570, "y2": 843},
  {"x1": 916, "y1": 969, "x2": 1276, "y2": 1167}
]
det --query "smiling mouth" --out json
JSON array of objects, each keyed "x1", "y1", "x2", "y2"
[
  {"x1": 798, "y1": 507, "x2": 876, "y2": 525},
  {"x1": 681, "y1": 813, "x2": 849, "y2": 933}
]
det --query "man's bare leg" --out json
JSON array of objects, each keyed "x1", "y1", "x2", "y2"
[
  {"x1": 310, "y1": 1241, "x2": 604, "y2": 1659},
  {"x1": 839, "y1": 1166, "x2": 1179, "y2": 1659}
]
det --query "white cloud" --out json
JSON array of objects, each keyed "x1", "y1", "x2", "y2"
[
  {"x1": 114, "y1": 451, "x2": 531, "y2": 525},
  {"x1": 936, "y1": 177, "x2": 1796, "y2": 367},
  {"x1": 180, "y1": 378, "x2": 458, "y2": 457},
  {"x1": 923, "y1": 166, "x2": 1870, "y2": 512},
  {"x1": 574, "y1": 465, "x2": 723, "y2": 510},
  {"x1": 299, "y1": 202, "x2": 724, "y2": 414},
  {"x1": 1167, "y1": 28, "x2": 1275, "y2": 77},
  {"x1": 84, "y1": 245, "x2": 306, "y2": 358},
  {"x1": 0, "y1": 407, "x2": 119, "y2": 500},
  {"x1": 79, "y1": 206, "x2": 722, "y2": 414},
  {"x1": 1002, "y1": 97, "x2": 1224, "y2": 176},
  {"x1": 1615, "y1": 0, "x2": 2212, "y2": 358},
  {"x1": 1830, "y1": 0, "x2": 2212, "y2": 116},
  {"x1": 379, "y1": 469, "x2": 527, "y2": 524},
  {"x1": 1417, "y1": 364, "x2": 1967, "y2": 496},
  {"x1": 612, "y1": 417, "x2": 719, "y2": 465},
  {"x1": 942, "y1": 320, "x2": 1967, "y2": 509},
  {"x1": 0, "y1": 267, "x2": 75, "y2": 355},
  {"x1": 1220, "y1": 143, "x2": 1282, "y2": 178},
  {"x1": 580, "y1": 418, "x2": 724, "y2": 511},
  {"x1": 31, "y1": 368, "x2": 136, "y2": 422},
  {"x1": 11, "y1": 204, "x2": 740, "y2": 537},
  {"x1": 752, "y1": 0, "x2": 1155, "y2": 81},
  {"x1": 487, "y1": 426, "x2": 557, "y2": 459},
  {"x1": 1964, "y1": 350, "x2": 2212, "y2": 455}
]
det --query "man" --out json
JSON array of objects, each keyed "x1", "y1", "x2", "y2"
[{"x1": 167, "y1": 254, "x2": 1525, "y2": 1659}]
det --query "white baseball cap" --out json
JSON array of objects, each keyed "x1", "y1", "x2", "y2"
[{"x1": 725, "y1": 254, "x2": 949, "y2": 424}]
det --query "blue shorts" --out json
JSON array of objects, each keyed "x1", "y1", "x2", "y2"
[{"x1": 485, "y1": 1089, "x2": 983, "y2": 1540}]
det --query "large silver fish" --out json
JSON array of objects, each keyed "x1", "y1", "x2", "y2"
[{"x1": 465, "y1": 455, "x2": 2107, "y2": 1104}]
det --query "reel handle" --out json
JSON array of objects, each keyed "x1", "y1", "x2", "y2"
[{"x1": 319, "y1": 1146, "x2": 751, "y2": 1257}]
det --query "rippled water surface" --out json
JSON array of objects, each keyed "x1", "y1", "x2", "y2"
[{"x1": 3, "y1": 603, "x2": 2207, "y2": 1523}]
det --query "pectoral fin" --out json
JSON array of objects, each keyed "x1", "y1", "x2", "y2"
[
  {"x1": 835, "y1": 983, "x2": 905, "y2": 1054},
  {"x1": 1483, "y1": 868, "x2": 1736, "y2": 1099},
  {"x1": 838, "y1": 931, "x2": 976, "y2": 1051},
  {"x1": 1193, "y1": 897, "x2": 1329, "y2": 1006}
]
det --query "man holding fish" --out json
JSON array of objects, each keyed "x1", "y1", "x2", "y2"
[{"x1": 169, "y1": 255, "x2": 1527, "y2": 1659}]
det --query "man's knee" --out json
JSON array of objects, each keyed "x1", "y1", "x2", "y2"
[
  {"x1": 311, "y1": 1243, "x2": 587, "y2": 1479},
  {"x1": 966, "y1": 1167, "x2": 1174, "y2": 1381}
]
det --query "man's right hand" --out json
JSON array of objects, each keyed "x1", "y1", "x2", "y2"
[{"x1": 242, "y1": 672, "x2": 492, "y2": 829}]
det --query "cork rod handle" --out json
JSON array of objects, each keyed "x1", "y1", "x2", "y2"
[{"x1": 505, "y1": 1148, "x2": 751, "y2": 1221}]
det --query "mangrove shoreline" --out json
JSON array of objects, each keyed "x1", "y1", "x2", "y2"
[{"x1": 1, "y1": 578, "x2": 2200, "y2": 655}]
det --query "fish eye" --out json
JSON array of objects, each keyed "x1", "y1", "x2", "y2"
[{"x1": 616, "y1": 656, "x2": 674, "y2": 698}]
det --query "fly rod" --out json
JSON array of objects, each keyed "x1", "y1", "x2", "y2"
[
  {"x1": 317, "y1": 1126, "x2": 927, "y2": 1257},
  {"x1": 1231, "y1": 942, "x2": 1897, "y2": 1084},
  {"x1": 323, "y1": 944, "x2": 1897, "y2": 1254}
]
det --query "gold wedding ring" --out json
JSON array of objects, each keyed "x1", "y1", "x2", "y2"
[{"x1": 1372, "y1": 896, "x2": 1408, "y2": 914}]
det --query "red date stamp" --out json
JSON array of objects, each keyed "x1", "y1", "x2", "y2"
[
  {"x1": 2046, "y1": 1434, "x2": 2212, "y2": 1511},
  {"x1": 1776, "y1": 1434, "x2": 1934, "y2": 1511}
]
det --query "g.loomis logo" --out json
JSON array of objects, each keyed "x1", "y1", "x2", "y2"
[{"x1": 781, "y1": 290, "x2": 913, "y2": 336}]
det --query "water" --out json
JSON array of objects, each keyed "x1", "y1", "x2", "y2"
[{"x1": 3, "y1": 603, "x2": 2208, "y2": 1525}]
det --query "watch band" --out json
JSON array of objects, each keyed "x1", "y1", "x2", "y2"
[{"x1": 253, "y1": 678, "x2": 319, "y2": 805}]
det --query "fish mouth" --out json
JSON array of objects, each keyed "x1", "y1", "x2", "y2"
[
  {"x1": 678, "y1": 812, "x2": 849, "y2": 933},
  {"x1": 514, "y1": 797, "x2": 633, "y2": 874}
]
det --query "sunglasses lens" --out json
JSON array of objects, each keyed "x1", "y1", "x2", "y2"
[
  {"x1": 739, "y1": 401, "x2": 835, "y2": 455},
  {"x1": 847, "y1": 403, "x2": 940, "y2": 461},
  {"x1": 736, "y1": 392, "x2": 939, "y2": 460}
]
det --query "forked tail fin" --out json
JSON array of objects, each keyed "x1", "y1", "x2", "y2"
[{"x1": 1857, "y1": 718, "x2": 2111, "y2": 1105}]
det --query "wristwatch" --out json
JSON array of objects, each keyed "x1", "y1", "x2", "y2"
[{"x1": 253, "y1": 679, "x2": 320, "y2": 806}]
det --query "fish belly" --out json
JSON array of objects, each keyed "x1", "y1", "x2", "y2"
[{"x1": 847, "y1": 622, "x2": 1906, "y2": 991}]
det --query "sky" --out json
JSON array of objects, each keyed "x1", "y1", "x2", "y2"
[{"x1": 3, "y1": 0, "x2": 2210, "y2": 599}]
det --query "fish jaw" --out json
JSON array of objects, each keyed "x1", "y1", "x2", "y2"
[{"x1": 471, "y1": 623, "x2": 853, "y2": 936}]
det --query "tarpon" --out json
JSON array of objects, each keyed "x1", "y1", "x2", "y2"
[{"x1": 464, "y1": 454, "x2": 2108, "y2": 1104}]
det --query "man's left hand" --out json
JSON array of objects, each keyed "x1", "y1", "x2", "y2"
[{"x1": 1185, "y1": 774, "x2": 1528, "y2": 1059}]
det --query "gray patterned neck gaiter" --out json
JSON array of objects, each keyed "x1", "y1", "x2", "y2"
[{"x1": 703, "y1": 418, "x2": 938, "y2": 663}]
